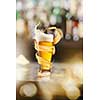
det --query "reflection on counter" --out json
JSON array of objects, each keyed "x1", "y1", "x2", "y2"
[{"x1": 16, "y1": 62, "x2": 83, "y2": 100}]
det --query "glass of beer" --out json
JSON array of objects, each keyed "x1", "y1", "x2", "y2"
[
  {"x1": 34, "y1": 26, "x2": 54, "y2": 73},
  {"x1": 34, "y1": 25, "x2": 63, "y2": 78}
]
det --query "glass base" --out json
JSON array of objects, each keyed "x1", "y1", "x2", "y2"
[{"x1": 37, "y1": 71, "x2": 51, "y2": 81}]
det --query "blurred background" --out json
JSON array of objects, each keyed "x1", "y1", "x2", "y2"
[
  {"x1": 16, "y1": 0, "x2": 83, "y2": 100},
  {"x1": 16, "y1": 0, "x2": 83, "y2": 61}
]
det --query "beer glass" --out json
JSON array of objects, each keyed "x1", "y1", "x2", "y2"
[{"x1": 34, "y1": 25, "x2": 63, "y2": 77}]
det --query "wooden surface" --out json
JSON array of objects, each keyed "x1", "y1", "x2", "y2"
[{"x1": 16, "y1": 63, "x2": 83, "y2": 100}]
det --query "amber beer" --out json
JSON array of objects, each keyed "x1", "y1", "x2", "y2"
[
  {"x1": 39, "y1": 41, "x2": 53, "y2": 71},
  {"x1": 34, "y1": 27, "x2": 54, "y2": 72}
]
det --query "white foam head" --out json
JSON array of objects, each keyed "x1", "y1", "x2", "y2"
[{"x1": 34, "y1": 25, "x2": 53, "y2": 42}]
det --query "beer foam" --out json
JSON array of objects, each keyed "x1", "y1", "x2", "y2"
[{"x1": 34, "y1": 29, "x2": 53, "y2": 42}]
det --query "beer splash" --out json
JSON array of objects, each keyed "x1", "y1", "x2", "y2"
[{"x1": 34, "y1": 24, "x2": 63, "y2": 78}]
